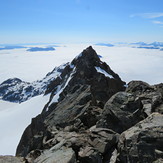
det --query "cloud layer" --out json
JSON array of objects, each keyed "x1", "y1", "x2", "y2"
[{"x1": 131, "y1": 12, "x2": 163, "y2": 27}]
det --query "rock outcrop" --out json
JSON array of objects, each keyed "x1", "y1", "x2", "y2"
[
  {"x1": 117, "y1": 113, "x2": 163, "y2": 163},
  {"x1": 96, "y1": 92, "x2": 146, "y2": 133},
  {"x1": 0, "y1": 156, "x2": 25, "y2": 163},
  {"x1": 126, "y1": 81, "x2": 163, "y2": 114}
]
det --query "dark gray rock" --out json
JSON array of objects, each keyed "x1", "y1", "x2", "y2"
[
  {"x1": 33, "y1": 147, "x2": 76, "y2": 163},
  {"x1": 126, "y1": 80, "x2": 153, "y2": 94},
  {"x1": 126, "y1": 81, "x2": 163, "y2": 114},
  {"x1": 0, "y1": 156, "x2": 25, "y2": 163},
  {"x1": 20, "y1": 126, "x2": 119, "y2": 163},
  {"x1": 78, "y1": 146, "x2": 103, "y2": 163},
  {"x1": 96, "y1": 92, "x2": 146, "y2": 133},
  {"x1": 117, "y1": 113, "x2": 163, "y2": 163}
]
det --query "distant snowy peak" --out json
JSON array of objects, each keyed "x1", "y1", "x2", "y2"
[
  {"x1": 131, "y1": 41, "x2": 163, "y2": 50},
  {"x1": 149, "y1": 42, "x2": 163, "y2": 47},
  {"x1": 27, "y1": 47, "x2": 55, "y2": 52},
  {"x1": 130, "y1": 42, "x2": 148, "y2": 46},
  {"x1": 95, "y1": 43, "x2": 114, "y2": 47},
  {"x1": 0, "y1": 63, "x2": 67, "y2": 103}
]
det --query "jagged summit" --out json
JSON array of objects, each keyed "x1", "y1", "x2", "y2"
[
  {"x1": 71, "y1": 46, "x2": 121, "y2": 80},
  {"x1": 44, "y1": 46, "x2": 125, "y2": 107},
  {"x1": 72, "y1": 46, "x2": 100, "y2": 64}
]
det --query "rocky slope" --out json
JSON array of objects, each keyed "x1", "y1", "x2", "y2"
[{"x1": 1, "y1": 46, "x2": 163, "y2": 163}]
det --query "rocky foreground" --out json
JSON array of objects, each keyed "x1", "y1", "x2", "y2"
[{"x1": 1, "y1": 47, "x2": 163, "y2": 163}]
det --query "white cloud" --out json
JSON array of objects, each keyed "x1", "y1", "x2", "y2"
[
  {"x1": 152, "y1": 20, "x2": 163, "y2": 25},
  {"x1": 130, "y1": 12, "x2": 163, "y2": 19},
  {"x1": 130, "y1": 12, "x2": 163, "y2": 27}
]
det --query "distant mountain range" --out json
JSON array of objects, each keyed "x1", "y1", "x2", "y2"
[
  {"x1": 0, "y1": 46, "x2": 26, "y2": 50},
  {"x1": 95, "y1": 41, "x2": 163, "y2": 50},
  {"x1": 1, "y1": 42, "x2": 163, "y2": 52},
  {"x1": 27, "y1": 47, "x2": 55, "y2": 52},
  {"x1": 95, "y1": 43, "x2": 114, "y2": 47},
  {"x1": 130, "y1": 41, "x2": 163, "y2": 50},
  {"x1": 0, "y1": 45, "x2": 58, "y2": 51},
  {"x1": 130, "y1": 41, "x2": 163, "y2": 46}
]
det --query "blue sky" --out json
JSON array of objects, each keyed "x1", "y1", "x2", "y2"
[{"x1": 0, "y1": 0, "x2": 163, "y2": 44}]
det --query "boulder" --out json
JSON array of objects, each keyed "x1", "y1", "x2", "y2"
[
  {"x1": 0, "y1": 156, "x2": 25, "y2": 163},
  {"x1": 97, "y1": 92, "x2": 146, "y2": 133},
  {"x1": 78, "y1": 146, "x2": 103, "y2": 163},
  {"x1": 117, "y1": 113, "x2": 163, "y2": 163},
  {"x1": 126, "y1": 80, "x2": 153, "y2": 94},
  {"x1": 33, "y1": 147, "x2": 76, "y2": 163},
  {"x1": 126, "y1": 81, "x2": 163, "y2": 114}
]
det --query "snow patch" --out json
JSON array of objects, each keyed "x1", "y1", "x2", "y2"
[
  {"x1": 124, "y1": 84, "x2": 128, "y2": 88},
  {"x1": 110, "y1": 149, "x2": 118, "y2": 163},
  {"x1": 69, "y1": 63, "x2": 75, "y2": 69},
  {"x1": 95, "y1": 66, "x2": 114, "y2": 78},
  {"x1": 75, "y1": 53, "x2": 82, "y2": 60},
  {"x1": 48, "y1": 66, "x2": 76, "y2": 107}
]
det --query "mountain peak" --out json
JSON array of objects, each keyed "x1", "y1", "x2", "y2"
[
  {"x1": 83, "y1": 46, "x2": 97, "y2": 55},
  {"x1": 16, "y1": 46, "x2": 126, "y2": 158},
  {"x1": 44, "y1": 46, "x2": 125, "y2": 104},
  {"x1": 72, "y1": 46, "x2": 100, "y2": 65},
  {"x1": 85, "y1": 45, "x2": 93, "y2": 51},
  {"x1": 82, "y1": 46, "x2": 100, "y2": 60}
]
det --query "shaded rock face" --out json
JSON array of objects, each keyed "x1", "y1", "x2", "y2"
[
  {"x1": 96, "y1": 92, "x2": 146, "y2": 133},
  {"x1": 14, "y1": 47, "x2": 163, "y2": 163}
]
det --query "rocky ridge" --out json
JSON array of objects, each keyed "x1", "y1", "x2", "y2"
[
  {"x1": 0, "y1": 63, "x2": 67, "y2": 103},
  {"x1": 1, "y1": 46, "x2": 163, "y2": 163}
]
